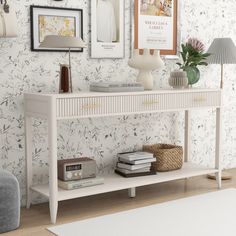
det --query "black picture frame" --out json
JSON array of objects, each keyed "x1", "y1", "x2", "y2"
[{"x1": 30, "y1": 5, "x2": 84, "y2": 52}]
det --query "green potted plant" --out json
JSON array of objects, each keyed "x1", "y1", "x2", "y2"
[{"x1": 177, "y1": 38, "x2": 210, "y2": 86}]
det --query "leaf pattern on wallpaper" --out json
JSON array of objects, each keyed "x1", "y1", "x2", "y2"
[{"x1": 1, "y1": 0, "x2": 236, "y2": 206}]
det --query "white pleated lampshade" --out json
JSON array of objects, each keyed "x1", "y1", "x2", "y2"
[
  {"x1": 39, "y1": 35, "x2": 86, "y2": 49},
  {"x1": 207, "y1": 38, "x2": 236, "y2": 64}
]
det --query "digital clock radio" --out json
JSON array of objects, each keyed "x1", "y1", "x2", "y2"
[{"x1": 58, "y1": 158, "x2": 96, "y2": 181}]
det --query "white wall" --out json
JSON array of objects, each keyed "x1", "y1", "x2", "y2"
[{"x1": 1, "y1": 0, "x2": 236, "y2": 205}]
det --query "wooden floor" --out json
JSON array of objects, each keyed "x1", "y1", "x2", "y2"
[{"x1": 3, "y1": 169, "x2": 236, "y2": 236}]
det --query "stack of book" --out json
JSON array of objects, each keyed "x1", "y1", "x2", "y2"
[
  {"x1": 58, "y1": 177, "x2": 104, "y2": 190},
  {"x1": 115, "y1": 151, "x2": 156, "y2": 177}
]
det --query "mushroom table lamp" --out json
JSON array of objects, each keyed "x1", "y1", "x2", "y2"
[
  {"x1": 128, "y1": 49, "x2": 164, "y2": 90},
  {"x1": 39, "y1": 35, "x2": 86, "y2": 93}
]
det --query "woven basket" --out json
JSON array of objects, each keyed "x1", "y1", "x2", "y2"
[{"x1": 143, "y1": 144, "x2": 183, "y2": 172}]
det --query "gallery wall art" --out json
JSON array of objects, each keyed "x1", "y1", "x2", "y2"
[
  {"x1": 91, "y1": 0, "x2": 125, "y2": 58},
  {"x1": 30, "y1": 6, "x2": 83, "y2": 52},
  {"x1": 134, "y1": 0, "x2": 178, "y2": 55}
]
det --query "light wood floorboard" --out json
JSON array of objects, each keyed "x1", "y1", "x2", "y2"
[{"x1": 3, "y1": 170, "x2": 236, "y2": 236}]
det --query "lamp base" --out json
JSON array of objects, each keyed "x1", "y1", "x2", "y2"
[
  {"x1": 207, "y1": 171, "x2": 232, "y2": 180},
  {"x1": 137, "y1": 70, "x2": 154, "y2": 90},
  {"x1": 59, "y1": 64, "x2": 72, "y2": 93}
]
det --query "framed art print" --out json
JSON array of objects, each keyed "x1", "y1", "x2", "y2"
[
  {"x1": 30, "y1": 6, "x2": 83, "y2": 52},
  {"x1": 91, "y1": 0, "x2": 125, "y2": 58},
  {"x1": 134, "y1": 0, "x2": 178, "y2": 55}
]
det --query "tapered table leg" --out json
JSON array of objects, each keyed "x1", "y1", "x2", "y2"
[
  {"x1": 184, "y1": 110, "x2": 190, "y2": 163},
  {"x1": 215, "y1": 108, "x2": 222, "y2": 189},
  {"x1": 48, "y1": 97, "x2": 58, "y2": 224},
  {"x1": 128, "y1": 188, "x2": 136, "y2": 198},
  {"x1": 25, "y1": 115, "x2": 32, "y2": 209}
]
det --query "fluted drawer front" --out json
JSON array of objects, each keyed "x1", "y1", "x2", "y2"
[
  {"x1": 56, "y1": 91, "x2": 221, "y2": 118},
  {"x1": 121, "y1": 92, "x2": 220, "y2": 113},
  {"x1": 56, "y1": 96, "x2": 123, "y2": 118},
  {"x1": 172, "y1": 91, "x2": 221, "y2": 109},
  {"x1": 154, "y1": 91, "x2": 220, "y2": 110},
  {"x1": 121, "y1": 94, "x2": 160, "y2": 113}
]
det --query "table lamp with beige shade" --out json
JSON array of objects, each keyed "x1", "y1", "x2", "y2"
[
  {"x1": 207, "y1": 38, "x2": 236, "y2": 180},
  {"x1": 39, "y1": 35, "x2": 86, "y2": 93}
]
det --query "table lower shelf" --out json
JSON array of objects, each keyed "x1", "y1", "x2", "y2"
[{"x1": 31, "y1": 163, "x2": 219, "y2": 202}]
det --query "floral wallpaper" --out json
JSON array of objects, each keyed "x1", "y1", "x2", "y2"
[{"x1": 1, "y1": 0, "x2": 236, "y2": 206}]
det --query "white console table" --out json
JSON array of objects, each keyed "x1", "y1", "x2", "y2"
[{"x1": 24, "y1": 89, "x2": 222, "y2": 224}]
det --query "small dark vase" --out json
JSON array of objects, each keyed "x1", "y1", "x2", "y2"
[
  {"x1": 183, "y1": 66, "x2": 200, "y2": 86},
  {"x1": 59, "y1": 64, "x2": 71, "y2": 93}
]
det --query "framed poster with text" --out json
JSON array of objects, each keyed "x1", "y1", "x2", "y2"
[{"x1": 134, "y1": 0, "x2": 178, "y2": 55}]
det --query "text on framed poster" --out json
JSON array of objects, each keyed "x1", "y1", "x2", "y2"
[{"x1": 134, "y1": 0, "x2": 178, "y2": 55}]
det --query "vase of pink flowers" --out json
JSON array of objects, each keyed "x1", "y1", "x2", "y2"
[{"x1": 177, "y1": 38, "x2": 210, "y2": 86}]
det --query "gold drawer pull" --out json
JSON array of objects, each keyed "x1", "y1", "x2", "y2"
[
  {"x1": 193, "y1": 97, "x2": 207, "y2": 102},
  {"x1": 142, "y1": 100, "x2": 159, "y2": 106},
  {"x1": 82, "y1": 103, "x2": 100, "y2": 109}
]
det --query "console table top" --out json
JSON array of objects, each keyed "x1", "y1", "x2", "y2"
[{"x1": 25, "y1": 88, "x2": 221, "y2": 98}]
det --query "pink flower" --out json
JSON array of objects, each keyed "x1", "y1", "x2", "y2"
[{"x1": 187, "y1": 38, "x2": 205, "y2": 52}]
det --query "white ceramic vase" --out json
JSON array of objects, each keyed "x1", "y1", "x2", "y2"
[{"x1": 128, "y1": 49, "x2": 164, "y2": 90}]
